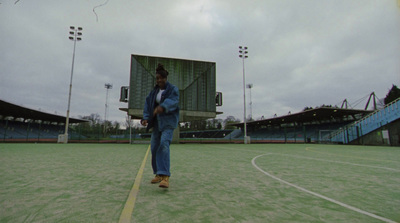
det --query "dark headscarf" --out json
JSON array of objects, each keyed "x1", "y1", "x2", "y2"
[{"x1": 156, "y1": 63, "x2": 169, "y2": 78}]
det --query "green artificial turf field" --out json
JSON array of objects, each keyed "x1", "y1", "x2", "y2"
[{"x1": 0, "y1": 143, "x2": 399, "y2": 223}]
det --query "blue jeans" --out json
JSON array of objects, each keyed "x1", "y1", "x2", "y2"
[{"x1": 150, "y1": 125, "x2": 174, "y2": 176}]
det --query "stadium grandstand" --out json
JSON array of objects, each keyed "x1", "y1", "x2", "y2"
[
  {"x1": 230, "y1": 106, "x2": 372, "y2": 143},
  {"x1": 175, "y1": 94, "x2": 400, "y2": 146},
  {"x1": 1, "y1": 96, "x2": 399, "y2": 146},
  {"x1": 228, "y1": 97, "x2": 400, "y2": 146},
  {"x1": 0, "y1": 99, "x2": 87, "y2": 142}
]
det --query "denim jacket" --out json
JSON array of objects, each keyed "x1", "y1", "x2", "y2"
[{"x1": 142, "y1": 81, "x2": 180, "y2": 131}]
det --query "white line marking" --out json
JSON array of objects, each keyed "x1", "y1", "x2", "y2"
[
  {"x1": 251, "y1": 154, "x2": 397, "y2": 223},
  {"x1": 305, "y1": 147, "x2": 400, "y2": 165},
  {"x1": 280, "y1": 154, "x2": 400, "y2": 172}
]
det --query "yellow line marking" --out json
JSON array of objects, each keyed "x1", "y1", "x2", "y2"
[
  {"x1": 305, "y1": 147, "x2": 399, "y2": 164},
  {"x1": 119, "y1": 145, "x2": 150, "y2": 223}
]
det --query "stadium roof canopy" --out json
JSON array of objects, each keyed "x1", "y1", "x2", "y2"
[
  {"x1": 232, "y1": 107, "x2": 374, "y2": 128},
  {"x1": 0, "y1": 99, "x2": 88, "y2": 124}
]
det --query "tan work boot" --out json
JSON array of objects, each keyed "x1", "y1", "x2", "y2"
[
  {"x1": 159, "y1": 175, "x2": 169, "y2": 188},
  {"x1": 151, "y1": 175, "x2": 162, "y2": 184}
]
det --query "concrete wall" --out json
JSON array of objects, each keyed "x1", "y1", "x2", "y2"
[{"x1": 352, "y1": 119, "x2": 400, "y2": 146}]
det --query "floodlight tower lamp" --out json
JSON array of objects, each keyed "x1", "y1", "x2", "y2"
[
  {"x1": 63, "y1": 26, "x2": 83, "y2": 143},
  {"x1": 239, "y1": 45, "x2": 249, "y2": 144}
]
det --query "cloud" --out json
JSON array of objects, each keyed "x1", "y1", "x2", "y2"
[{"x1": 0, "y1": 0, "x2": 399, "y2": 124}]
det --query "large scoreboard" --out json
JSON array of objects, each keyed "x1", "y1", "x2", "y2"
[{"x1": 125, "y1": 54, "x2": 217, "y2": 122}]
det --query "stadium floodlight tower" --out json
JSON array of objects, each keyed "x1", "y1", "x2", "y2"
[
  {"x1": 61, "y1": 26, "x2": 83, "y2": 144},
  {"x1": 239, "y1": 46, "x2": 249, "y2": 144}
]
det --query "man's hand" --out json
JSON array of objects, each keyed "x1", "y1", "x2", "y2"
[{"x1": 153, "y1": 106, "x2": 164, "y2": 116}]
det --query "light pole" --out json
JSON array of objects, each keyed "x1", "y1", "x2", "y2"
[
  {"x1": 63, "y1": 26, "x2": 82, "y2": 143},
  {"x1": 104, "y1": 83, "x2": 113, "y2": 136},
  {"x1": 239, "y1": 46, "x2": 248, "y2": 144},
  {"x1": 247, "y1": 83, "x2": 253, "y2": 121}
]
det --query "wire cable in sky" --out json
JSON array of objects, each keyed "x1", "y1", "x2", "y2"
[
  {"x1": 14, "y1": 0, "x2": 20, "y2": 4},
  {"x1": 93, "y1": 0, "x2": 109, "y2": 22}
]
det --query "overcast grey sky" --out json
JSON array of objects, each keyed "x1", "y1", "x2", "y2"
[{"x1": 1, "y1": 0, "x2": 399, "y2": 126}]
